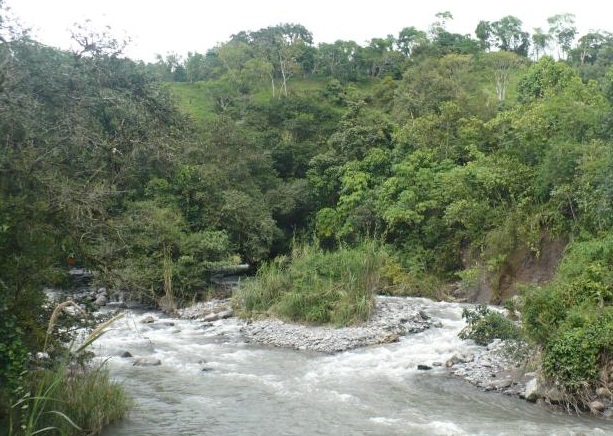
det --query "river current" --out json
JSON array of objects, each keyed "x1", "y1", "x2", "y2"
[{"x1": 95, "y1": 300, "x2": 608, "y2": 436}]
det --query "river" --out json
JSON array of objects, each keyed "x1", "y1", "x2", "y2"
[{"x1": 94, "y1": 299, "x2": 608, "y2": 435}]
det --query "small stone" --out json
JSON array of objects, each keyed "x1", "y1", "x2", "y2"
[
  {"x1": 596, "y1": 387, "x2": 610, "y2": 398},
  {"x1": 119, "y1": 351, "x2": 132, "y2": 358},
  {"x1": 417, "y1": 364, "x2": 432, "y2": 371},
  {"x1": 140, "y1": 315, "x2": 155, "y2": 324}
]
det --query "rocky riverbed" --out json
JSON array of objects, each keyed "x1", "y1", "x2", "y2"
[{"x1": 180, "y1": 296, "x2": 435, "y2": 353}]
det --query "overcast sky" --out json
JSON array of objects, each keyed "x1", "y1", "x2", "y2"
[{"x1": 5, "y1": 0, "x2": 612, "y2": 62}]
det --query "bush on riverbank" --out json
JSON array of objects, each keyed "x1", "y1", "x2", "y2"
[
  {"x1": 458, "y1": 305, "x2": 522, "y2": 346},
  {"x1": 521, "y1": 235, "x2": 613, "y2": 406},
  {"x1": 234, "y1": 241, "x2": 391, "y2": 326}
]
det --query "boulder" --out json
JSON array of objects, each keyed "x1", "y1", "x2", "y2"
[
  {"x1": 140, "y1": 315, "x2": 155, "y2": 324},
  {"x1": 589, "y1": 400, "x2": 606, "y2": 414},
  {"x1": 217, "y1": 309, "x2": 234, "y2": 319},
  {"x1": 133, "y1": 357, "x2": 162, "y2": 366},
  {"x1": 543, "y1": 385, "x2": 564, "y2": 404},
  {"x1": 489, "y1": 379, "x2": 513, "y2": 390},
  {"x1": 94, "y1": 295, "x2": 108, "y2": 306},
  {"x1": 202, "y1": 312, "x2": 221, "y2": 322},
  {"x1": 119, "y1": 351, "x2": 132, "y2": 358},
  {"x1": 417, "y1": 364, "x2": 432, "y2": 371},
  {"x1": 523, "y1": 378, "x2": 540, "y2": 402}
]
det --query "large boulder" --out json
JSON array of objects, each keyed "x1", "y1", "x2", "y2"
[{"x1": 523, "y1": 378, "x2": 540, "y2": 402}]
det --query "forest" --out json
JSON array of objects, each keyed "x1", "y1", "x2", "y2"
[{"x1": 1, "y1": 3, "x2": 613, "y2": 432}]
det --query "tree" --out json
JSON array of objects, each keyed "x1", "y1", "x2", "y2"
[
  {"x1": 247, "y1": 23, "x2": 315, "y2": 97},
  {"x1": 69, "y1": 19, "x2": 129, "y2": 58},
  {"x1": 547, "y1": 14, "x2": 577, "y2": 59},
  {"x1": 490, "y1": 16, "x2": 530, "y2": 56},
  {"x1": 185, "y1": 51, "x2": 207, "y2": 82},
  {"x1": 397, "y1": 26, "x2": 427, "y2": 57},
  {"x1": 484, "y1": 51, "x2": 524, "y2": 101},
  {"x1": 475, "y1": 21, "x2": 495, "y2": 52},
  {"x1": 531, "y1": 27, "x2": 552, "y2": 60},
  {"x1": 315, "y1": 40, "x2": 361, "y2": 82},
  {"x1": 571, "y1": 31, "x2": 608, "y2": 65}
]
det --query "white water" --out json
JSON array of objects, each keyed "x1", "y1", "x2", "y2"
[{"x1": 95, "y1": 299, "x2": 608, "y2": 436}]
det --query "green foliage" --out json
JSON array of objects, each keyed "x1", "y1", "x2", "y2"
[
  {"x1": 522, "y1": 236, "x2": 613, "y2": 396},
  {"x1": 517, "y1": 57, "x2": 577, "y2": 102},
  {"x1": 0, "y1": 300, "x2": 28, "y2": 410},
  {"x1": 234, "y1": 241, "x2": 389, "y2": 326},
  {"x1": 458, "y1": 304, "x2": 522, "y2": 346},
  {"x1": 521, "y1": 285, "x2": 568, "y2": 345},
  {"x1": 542, "y1": 309, "x2": 613, "y2": 392}
]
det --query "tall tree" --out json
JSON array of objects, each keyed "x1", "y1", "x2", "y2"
[
  {"x1": 490, "y1": 16, "x2": 530, "y2": 56},
  {"x1": 531, "y1": 27, "x2": 552, "y2": 60},
  {"x1": 547, "y1": 13, "x2": 577, "y2": 59},
  {"x1": 397, "y1": 26, "x2": 427, "y2": 57}
]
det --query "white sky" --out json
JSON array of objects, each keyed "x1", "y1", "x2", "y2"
[{"x1": 5, "y1": 0, "x2": 612, "y2": 62}]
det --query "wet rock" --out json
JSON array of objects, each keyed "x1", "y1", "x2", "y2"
[
  {"x1": 140, "y1": 315, "x2": 155, "y2": 324},
  {"x1": 133, "y1": 357, "x2": 161, "y2": 366},
  {"x1": 488, "y1": 379, "x2": 513, "y2": 390},
  {"x1": 94, "y1": 295, "x2": 108, "y2": 306},
  {"x1": 119, "y1": 351, "x2": 132, "y2": 358},
  {"x1": 543, "y1": 385, "x2": 564, "y2": 404},
  {"x1": 589, "y1": 400, "x2": 606, "y2": 414},
  {"x1": 217, "y1": 309, "x2": 234, "y2": 319},
  {"x1": 445, "y1": 353, "x2": 474, "y2": 368},
  {"x1": 202, "y1": 312, "x2": 221, "y2": 322},
  {"x1": 417, "y1": 364, "x2": 432, "y2": 371},
  {"x1": 524, "y1": 378, "x2": 540, "y2": 402}
]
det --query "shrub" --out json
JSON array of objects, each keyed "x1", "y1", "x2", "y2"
[
  {"x1": 521, "y1": 285, "x2": 567, "y2": 345},
  {"x1": 458, "y1": 304, "x2": 521, "y2": 346},
  {"x1": 542, "y1": 308, "x2": 613, "y2": 393}
]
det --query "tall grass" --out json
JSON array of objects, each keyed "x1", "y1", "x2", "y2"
[
  {"x1": 6, "y1": 309, "x2": 132, "y2": 435},
  {"x1": 234, "y1": 241, "x2": 387, "y2": 326}
]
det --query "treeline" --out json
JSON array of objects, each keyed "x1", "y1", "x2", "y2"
[{"x1": 150, "y1": 12, "x2": 613, "y2": 86}]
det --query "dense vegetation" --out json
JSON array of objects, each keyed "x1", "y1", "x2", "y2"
[{"x1": 2, "y1": 2, "x2": 613, "y2": 428}]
